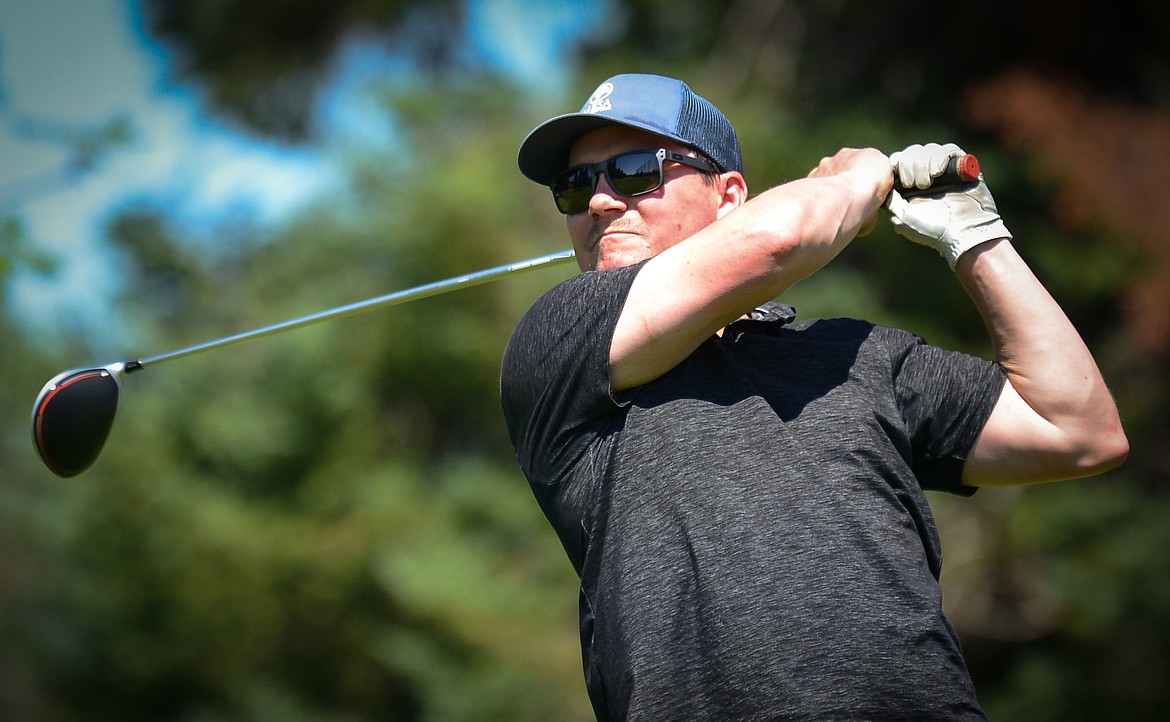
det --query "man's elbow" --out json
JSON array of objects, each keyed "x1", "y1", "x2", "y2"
[
  {"x1": 1077, "y1": 420, "x2": 1129, "y2": 476},
  {"x1": 1064, "y1": 399, "x2": 1130, "y2": 477},
  {"x1": 1051, "y1": 390, "x2": 1129, "y2": 479}
]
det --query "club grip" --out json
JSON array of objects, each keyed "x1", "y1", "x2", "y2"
[{"x1": 898, "y1": 153, "x2": 980, "y2": 198}]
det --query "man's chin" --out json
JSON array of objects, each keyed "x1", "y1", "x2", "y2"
[
  {"x1": 595, "y1": 253, "x2": 641, "y2": 272},
  {"x1": 594, "y1": 241, "x2": 650, "y2": 272}
]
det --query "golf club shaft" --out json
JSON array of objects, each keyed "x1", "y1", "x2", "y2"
[{"x1": 128, "y1": 248, "x2": 576, "y2": 372}]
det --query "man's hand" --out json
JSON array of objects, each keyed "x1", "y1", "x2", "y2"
[
  {"x1": 806, "y1": 147, "x2": 893, "y2": 239},
  {"x1": 886, "y1": 143, "x2": 1012, "y2": 269}
]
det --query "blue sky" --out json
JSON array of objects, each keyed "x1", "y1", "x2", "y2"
[{"x1": 0, "y1": 0, "x2": 602, "y2": 350}]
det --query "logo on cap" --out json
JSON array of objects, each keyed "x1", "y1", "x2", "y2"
[{"x1": 584, "y1": 83, "x2": 614, "y2": 114}]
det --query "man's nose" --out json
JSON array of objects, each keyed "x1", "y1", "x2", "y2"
[{"x1": 588, "y1": 173, "x2": 627, "y2": 215}]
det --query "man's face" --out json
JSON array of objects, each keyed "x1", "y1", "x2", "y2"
[{"x1": 564, "y1": 126, "x2": 727, "y2": 272}]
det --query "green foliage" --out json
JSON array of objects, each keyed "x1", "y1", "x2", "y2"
[
  {"x1": 0, "y1": 215, "x2": 57, "y2": 291},
  {"x1": 953, "y1": 481, "x2": 1170, "y2": 721}
]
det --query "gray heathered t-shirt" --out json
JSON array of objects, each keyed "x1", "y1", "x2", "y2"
[{"x1": 501, "y1": 261, "x2": 1006, "y2": 721}]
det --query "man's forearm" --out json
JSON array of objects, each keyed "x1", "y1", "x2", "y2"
[{"x1": 957, "y1": 239, "x2": 1128, "y2": 483}]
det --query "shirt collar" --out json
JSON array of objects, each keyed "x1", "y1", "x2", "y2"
[{"x1": 745, "y1": 301, "x2": 796, "y2": 324}]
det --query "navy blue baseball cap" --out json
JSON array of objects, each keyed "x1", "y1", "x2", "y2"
[{"x1": 518, "y1": 73, "x2": 743, "y2": 185}]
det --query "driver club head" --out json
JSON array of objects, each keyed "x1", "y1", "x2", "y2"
[{"x1": 31, "y1": 363, "x2": 126, "y2": 477}]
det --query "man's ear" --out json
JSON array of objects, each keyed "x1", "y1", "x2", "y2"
[{"x1": 716, "y1": 172, "x2": 748, "y2": 219}]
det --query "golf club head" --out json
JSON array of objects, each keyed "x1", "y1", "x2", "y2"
[{"x1": 31, "y1": 363, "x2": 126, "y2": 477}]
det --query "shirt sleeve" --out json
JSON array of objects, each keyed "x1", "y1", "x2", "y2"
[
  {"x1": 500, "y1": 262, "x2": 643, "y2": 487},
  {"x1": 881, "y1": 326, "x2": 1008, "y2": 494}
]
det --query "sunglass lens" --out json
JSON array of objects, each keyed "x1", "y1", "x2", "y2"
[
  {"x1": 553, "y1": 166, "x2": 595, "y2": 214},
  {"x1": 608, "y1": 151, "x2": 662, "y2": 196},
  {"x1": 550, "y1": 150, "x2": 666, "y2": 214}
]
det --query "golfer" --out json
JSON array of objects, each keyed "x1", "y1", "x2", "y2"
[{"x1": 500, "y1": 73, "x2": 1127, "y2": 720}]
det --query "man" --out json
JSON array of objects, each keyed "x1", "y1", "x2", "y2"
[{"x1": 500, "y1": 73, "x2": 1127, "y2": 720}]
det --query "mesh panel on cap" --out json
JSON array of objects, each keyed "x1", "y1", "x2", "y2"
[{"x1": 677, "y1": 90, "x2": 742, "y2": 173}]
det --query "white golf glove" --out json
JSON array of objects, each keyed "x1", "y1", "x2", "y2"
[{"x1": 886, "y1": 143, "x2": 1012, "y2": 269}]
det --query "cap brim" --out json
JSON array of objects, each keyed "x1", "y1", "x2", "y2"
[{"x1": 517, "y1": 113, "x2": 689, "y2": 186}]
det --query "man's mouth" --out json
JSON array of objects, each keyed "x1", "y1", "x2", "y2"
[{"x1": 590, "y1": 226, "x2": 637, "y2": 249}]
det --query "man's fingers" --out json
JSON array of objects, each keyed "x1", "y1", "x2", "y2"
[
  {"x1": 892, "y1": 143, "x2": 965, "y2": 189},
  {"x1": 885, "y1": 187, "x2": 909, "y2": 215}
]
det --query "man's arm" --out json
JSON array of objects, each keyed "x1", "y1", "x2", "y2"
[
  {"x1": 610, "y1": 148, "x2": 893, "y2": 391},
  {"x1": 958, "y1": 240, "x2": 1129, "y2": 485},
  {"x1": 886, "y1": 143, "x2": 1128, "y2": 485}
]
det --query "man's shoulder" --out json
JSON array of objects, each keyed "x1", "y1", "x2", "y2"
[{"x1": 510, "y1": 263, "x2": 646, "y2": 342}]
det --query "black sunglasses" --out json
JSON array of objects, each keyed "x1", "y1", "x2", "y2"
[{"x1": 551, "y1": 148, "x2": 719, "y2": 215}]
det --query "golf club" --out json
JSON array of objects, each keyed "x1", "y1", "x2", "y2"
[{"x1": 31, "y1": 248, "x2": 577, "y2": 477}]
